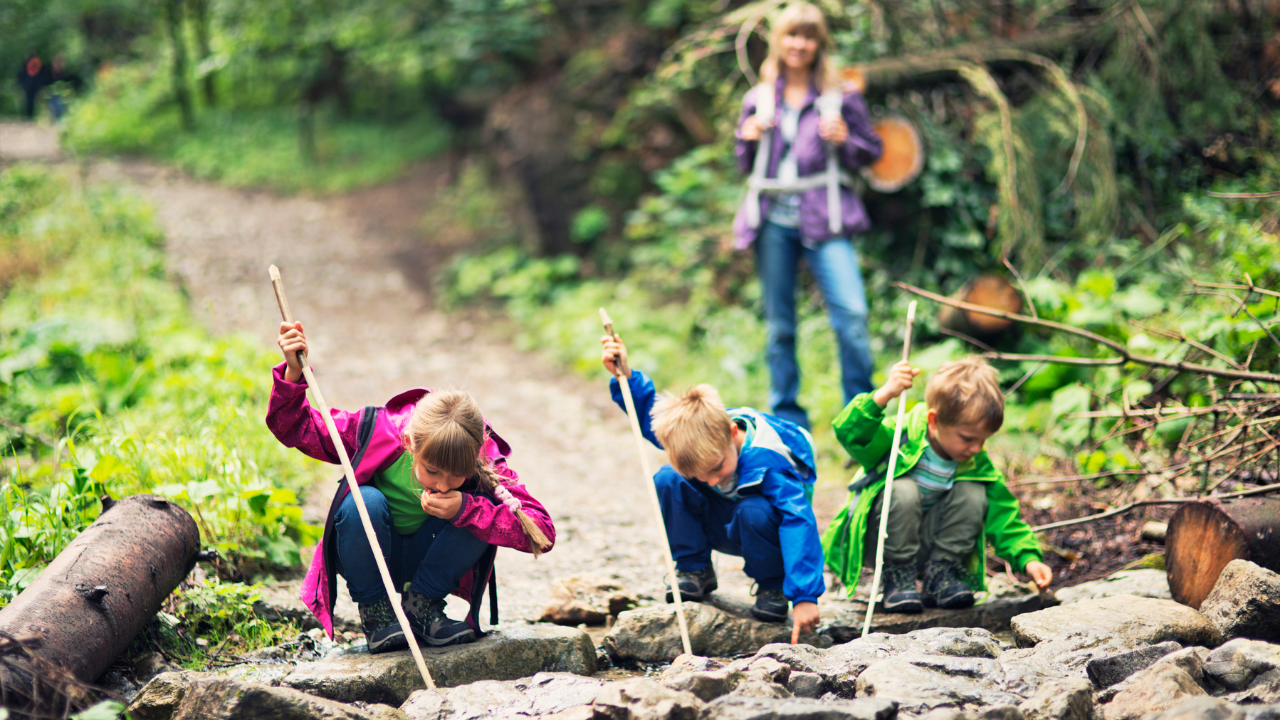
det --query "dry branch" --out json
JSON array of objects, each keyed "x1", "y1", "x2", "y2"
[{"x1": 1029, "y1": 481, "x2": 1280, "y2": 532}]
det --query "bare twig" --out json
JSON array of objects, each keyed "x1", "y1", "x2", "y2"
[
  {"x1": 1129, "y1": 319, "x2": 1245, "y2": 370},
  {"x1": 1031, "y1": 481, "x2": 1280, "y2": 532},
  {"x1": 1206, "y1": 190, "x2": 1280, "y2": 199}
]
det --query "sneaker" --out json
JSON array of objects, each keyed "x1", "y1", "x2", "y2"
[
  {"x1": 664, "y1": 566, "x2": 718, "y2": 603},
  {"x1": 879, "y1": 561, "x2": 923, "y2": 614},
  {"x1": 750, "y1": 586, "x2": 788, "y2": 623},
  {"x1": 402, "y1": 590, "x2": 477, "y2": 647},
  {"x1": 922, "y1": 557, "x2": 975, "y2": 609},
  {"x1": 358, "y1": 595, "x2": 408, "y2": 654}
]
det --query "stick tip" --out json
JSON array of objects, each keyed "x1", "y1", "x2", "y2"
[
  {"x1": 269, "y1": 265, "x2": 281, "y2": 281},
  {"x1": 906, "y1": 300, "x2": 917, "y2": 322},
  {"x1": 599, "y1": 308, "x2": 612, "y2": 326}
]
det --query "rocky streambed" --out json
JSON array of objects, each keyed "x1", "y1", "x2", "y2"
[{"x1": 108, "y1": 560, "x2": 1280, "y2": 720}]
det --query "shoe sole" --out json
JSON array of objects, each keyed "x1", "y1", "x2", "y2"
[
  {"x1": 922, "y1": 591, "x2": 974, "y2": 610},
  {"x1": 882, "y1": 595, "x2": 924, "y2": 614},
  {"x1": 665, "y1": 579, "x2": 718, "y2": 604},
  {"x1": 419, "y1": 629, "x2": 477, "y2": 647},
  {"x1": 367, "y1": 630, "x2": 409, "y2": 655},
  {"x1": 750, "y1": 607, "x2": 788, "y2": 623}
]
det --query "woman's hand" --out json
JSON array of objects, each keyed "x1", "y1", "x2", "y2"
[
  {"x1": 278, "y1": 321, "x2": 307, "y2": 383},
  {"x1": 872, "y1": 360, "x2": 921, "y2": 408},
  {"x1": 791, "y1": 601, "x2": 820, "y2": 643},
  {"x1": 421, "y1": 489, "x2": 464, "y2": 521},
  {"x1": 601, "y1": 334, "x2": 631, "y2": 378},
  {"x1": 739, "y1": 114, "x2": 774, "y2": 142},
  {"x1": 1025, "y1": 560, "x2": 1053, "y2": 589},
  {"x1": 818, "y1": 116, "x2": 848, "y2": 145}
]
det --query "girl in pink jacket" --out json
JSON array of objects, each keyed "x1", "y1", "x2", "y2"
[{"x1": 268, "y1": 322, "x2": 554, "y2": 653}]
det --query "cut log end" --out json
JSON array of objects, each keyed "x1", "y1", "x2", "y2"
[
  {"x1": 1166, "y1": 498, "x2": 1280, "y2": 609},
  {"x1": 938, "y1": 275, "x2": 1024, "y2": 340}
]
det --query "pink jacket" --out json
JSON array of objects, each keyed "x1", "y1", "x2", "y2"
[{"x1": 266, "y1": 362, "x2": 556, "y2": 638}]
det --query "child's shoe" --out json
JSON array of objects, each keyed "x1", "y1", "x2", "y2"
[
  {"x1": 750, "y1": 587, "x2": 788, "y2": 623},
  {"x1": 402, "y1": 590, "x2": 477, "y2": 647},
  {"x1": 665, "y1": 566, "x2": 718, "y2": 603},
  {"x1": 922, "y1": 557, "x2": 975, "y2": 609},
  {"x1": 880, "y1": 561, "x2": 923, "y2": 614},
  {"x1": 358, "y1": 595, "x2": 408, "y2": 654}
]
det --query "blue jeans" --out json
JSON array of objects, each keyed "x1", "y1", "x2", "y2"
[
  {"x1": 755, "y1": 221, "x2": 874, "y2": 430},
  {"x1": 334, "y1": 486, "x2": 489, "y2": 603},
  {"x1": 655, "y1": 466, "x2": 785, "y2": 590}
]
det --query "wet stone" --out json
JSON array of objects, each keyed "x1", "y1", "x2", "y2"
[
  {"x1": 1015, "y1": 676, "x2": 1095, "y2": 720},
  {"x1": 590, "y1": 677, "x2": 705, "y2": 720},
  {"x1": 603, "y1": 602, "x2": 828, "y2": 664},
  {"x1": 1052, "y1": 570, "x2": 1171, "y2": 605},
  {"x1": 135, "y1": 673, "x2": 407, "y2": 720},
  {"x1": 541, "y1": 574, "x2": 638, "y2": 626},
  {"x1": 698, "y1": 694, "x2": 897, "y2": 720},
  {"x1": 1199, "y1": 560, "x2": 1280, "y2": 644},
  {"x1": 1085, "y1": 640, "x2": 1182, "y2": 687},
  {"x1": 1010, "y1": 595, "x2": 1222, "y2": 649},
  {"x1": 1204, "y1": 639, "x2": 1280, "y2": 691}
]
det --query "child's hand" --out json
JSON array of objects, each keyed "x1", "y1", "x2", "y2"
[
  {"x1": 738, "y1": 114, "x2": 774, "y2": 142},
  {"x1": 1025, "y1": 560, "x2": 1053, "y2": 589},
  {"x1": 872, "y1": 360, "x2": 921, "y2": 408},
  {"x1": 278, "y1": 321, "x2": 307, "y2": 383},
  {"x1": 601, "y1": 334, "x2": 631, "y2": 378},
  {"x1": 791, "y1": 601, "x2": 820, "y2": 643},
  {"x1": 818, "y1": 116, "x2": 849, "y2": 145},
  {"x1": 421, "y1": 489, "x2": 463, "y2": 521}
]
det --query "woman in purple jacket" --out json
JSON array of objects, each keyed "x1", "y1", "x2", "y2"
[
  {"x1": 733, "y1": 2, "x2": 883, "y2": 431},
  {"x1": 269, "y1": 322, "x2": 554, "y2": 653}
]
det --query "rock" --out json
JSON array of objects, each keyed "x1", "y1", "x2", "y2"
[
  {"x1": 1010, "y1": 595, "x2": 1222, "y2": 649},
  {"x1": 398, "y1": 672, "x2": 605, "y2": 720},
  {"x1": 1053, "y1": 570, "x2": 1171, "y2": 604},
  {"x1": 854, "y1": 657, "x2": 1025, "y2": 716},
  {"x1": 1227, "y1": 669, "x2": 1280, "y2": 704},
  {"x1": 661, "y1": 665, "x2": 746, "y2": 702},
  {"x1": 591, "y1": 678, "x2": 704, "y2": 720},
  {"x1": 1101, "y1": 658, "x2": 1208, "y2": 720},
  {"x1": 724, "y1": 679, "x2": 791, "y2": 699},
  {"x1": 697, "y1": 694, "x2": 897, "y2": 720},
  {"x1": 1016, "y1": 677, "x2": 1096, "y2": 720},
  {"x1": 919, "y1": 707, "x2": 1025, "y2": 720},
  {"x1": 786, "y1": 671, "x2": 823, "y2": 698},
  {"x1": 603, "y1": 602, "x2": 828, "y2": 664},
  {"x1": 133, "y1": 673, "x2": 406, "y2": 720},
  {"x1": 134, "y1": 652, "x2": 183, "y2": 686},
  {"x1": 281, "y1": 624, "x2": 595, "y2": 705},
  {"x1": 998, "y1": 628, "x2": 1138, "y2": 682},
  {"x1": 1085, "y1": 640, "x2": 1182, "y2": 687},
  {"x1": 823, "y1": 594, "x2": 1052, "y2": 643},
  {"x1": 1200, "y1": 560, "x2": 1280, "y2": 643},
  {"x1": 541, "y1": 574, "x2": 638, "y2": 626},
  {"x1": 399, "y1": 689, "x2": 447, "y2": 720},
  {"x1": 1144, "y1": 697, "x2": 1246, "y2": 720},
  {"x1": 1206, "y1": 639, "x2": 1280, "y2": 691},
  {"x1": 129, "y1": 671, "x2": 198, "y2": 720}
]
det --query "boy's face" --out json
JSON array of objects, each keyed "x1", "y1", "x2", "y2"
[
  {"x1": 926, "y1": 410, "x2": 996, "y2": 464},
  {"x1": 690, "y1": 423, "x2": 744, "y2": 487}
]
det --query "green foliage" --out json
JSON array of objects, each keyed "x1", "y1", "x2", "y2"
[
  {"x1": 70, "y1": 701, "x2": 127, "y2": 720},
  {"x1": 155, "y1": 577, "x2": 301, "y2": 665},
  {"x1": 0, "y1": 165, "x2": 325, "y2": 607}
]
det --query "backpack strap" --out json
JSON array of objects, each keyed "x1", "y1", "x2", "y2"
[
  {"x1": 816, "y1": 90, "x2": 845, "y2": 234},
  {"x1": 489, "y1": 570, "x2": 499, "y2": 625}
]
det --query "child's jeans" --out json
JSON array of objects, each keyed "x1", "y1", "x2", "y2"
[
  {"x1": 335, "y1": 485, "x2": 489, "y2": 604},
  {"x1": 654, "y1": 466, "x2": 786, "y2": 591},
  {"x1": 755, "y1": 221, "x2": 875, "y2": 431},
  {"x1": 863, "y1": 478, "x2": 988, "y2": 568}
]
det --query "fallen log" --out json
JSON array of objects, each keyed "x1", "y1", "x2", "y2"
[
  {"x1": 938, "y1": 275, "x2": 1023, "y2": 342},
  {"x1": 1166, "y1": 497, "x2": 1280, "y2": 609},
  {"x1": 0, "y1": 493, "x2": 199, "y2": 707}
]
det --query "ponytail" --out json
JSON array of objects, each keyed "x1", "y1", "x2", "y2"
[{"x1": 474, "y1": 458, "x2": 552, "y2": 559}]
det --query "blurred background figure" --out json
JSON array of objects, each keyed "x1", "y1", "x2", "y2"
[{"x1": 17, "y1": 52, "x2": 51, "y2": 119}]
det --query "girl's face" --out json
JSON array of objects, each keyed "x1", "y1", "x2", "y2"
[
  {"x1": 779, "y1": 28, "x2": 820, "y2": 71},
  {"x1": 414, "y1": 458, "x2": 468, "y2": 494}
]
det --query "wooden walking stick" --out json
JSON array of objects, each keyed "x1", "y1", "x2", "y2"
[
  {"x1": 600, "y1": 308, "x2": 694, "y2": 656},
  {"x1": 861, "y1": 300, "x2": 917, "y2": 638},
  {"x1": 269, "y1": 265, "x2": 437, "y2": 691}
]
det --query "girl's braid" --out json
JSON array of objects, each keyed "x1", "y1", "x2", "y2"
[{"x1": 474, "y1": 457, "x2": 551, "y2": 558}]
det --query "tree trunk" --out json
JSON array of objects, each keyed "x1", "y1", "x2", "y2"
[
  {"x1": 937, "y1": 275, "x2": 1024, "y2": 341},
  {"x1": 165, "y1": 0, "x2": 195, "y2": 129},
  {"x1": 0, "y1": 495, "x2": 199, "y2": 685},
  {"x1": 1166, "y1": 497, "x2": 1280, "y2": 609},
  {"x1": 189, "y1": 0, "x2": 216, "y2": 107}
]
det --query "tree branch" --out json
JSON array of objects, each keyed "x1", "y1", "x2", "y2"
[{"x1": 1030, "y1": 481, "x2": 1280, "y2": 532}]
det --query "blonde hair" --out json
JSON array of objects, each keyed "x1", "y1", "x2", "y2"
[
  {"x1": 925, "y1": 357, "x2": 1005, "y2": 431},
  {"x1": 758, "y1": 2, "x2": 842, "y2": 92},
  {"x1": 406, "y1": 390, "x2": 551, "y2": 558},
  {"x1": 651, "y1": 384, "x2": 734, "y2": 478}
]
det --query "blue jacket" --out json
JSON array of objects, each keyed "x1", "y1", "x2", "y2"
[{"x1": 610, "y1": 370, "x2": 826, "y2": 604}]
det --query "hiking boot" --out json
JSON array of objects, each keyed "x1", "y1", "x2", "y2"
[
  {"x1": 922, "y1": 557, "x2": 975, "y2": 610},
  {"x1": 664, "y1": 566, "x2": 718, "y2": 603},
  {"x1": 402, "y1": 590, "x2": 476, "y2": 647},
  {"x1": 358, "y1": 595, "x2": 408, "y2": 654},
  {"x1": 879, "y1": 561, "x2": 923, "y2": 614},
  {"x1": 750, "y1": 586, "x2": 788, "y2": 623}
]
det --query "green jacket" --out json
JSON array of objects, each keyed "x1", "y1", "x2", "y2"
[{"x1": 820, "y1": 393, "x2": 1043, "y2": 597}]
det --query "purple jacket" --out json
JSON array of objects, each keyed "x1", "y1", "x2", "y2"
[
  {"x1": 266, "y1": 362, "x2": 555, "y2": 638},
  {"x1": 732, "y1": 79, "x2": 883, "y2": 248}
]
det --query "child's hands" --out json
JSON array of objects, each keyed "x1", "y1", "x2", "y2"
[
  {"x1": 872, "y1": 360, "x2": 922, "y2": 408},
  {"x1": 278, "y1": 321, "x2": 307, "y2": 383},
  {"x1": 421, "y1": 489, "x2": 463, "y2": 521},
  {"x1": 818, "y1": 116, "x2": 849, "y2": 145},
  {"x1": 739, "y1": 114, "x2": 774, "y2": 142},
  {"x1": 1025, "y1": 560, "x2": 1053, "y2": 590},
  {"x1": 791, "y1": 601, "x2": 820, "y2": 643},
  {"x1": 601, "y1": 334, "x2": 631, "y2": 378}
]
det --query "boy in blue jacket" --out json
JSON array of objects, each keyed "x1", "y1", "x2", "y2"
[{"x1": 602, "y1": 335, "x2": 824, "y2": 640}]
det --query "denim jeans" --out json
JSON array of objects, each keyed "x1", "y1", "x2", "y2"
[
  {"x1": 755, "y1": 221, "x2": 875, "y2": 430},
  {"x1": 334, "y1": 485, "x2": 489, "y2": 604},
  {"x1": 654, "y1": 466, "x2": 785, "y2": 590}
]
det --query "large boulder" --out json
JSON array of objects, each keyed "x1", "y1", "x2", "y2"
[
  {"x1": 399, "y1": 672, "x2": 604, "y2": 720},
  {"x1": 853, "y1": 656, "x2": 1026, "y2": 716},
  {"x1": 602, "y1": 602, "x2": 828, "y2": 664},
  {"x1": 1199, "y1": 560, "x2": 1280, "y2": 643},
  {"x1": 1143, "y1": 697, "x2": 1247, "y2": 720},
  {"x1": 590, "y1": 678, "x2": 705, "y2": 720},
  {"x1": 697, "y1": 694, "x2": 897, "y2": 720},
  {"x1": 1053, "y1": 570, "x2": 1171, "y2": 605},
  {"x1": 1010, "y1": 595, "x2": 1222, "y2": 648},
  {"x1": 1015, "y1": 676, "x2": 1096, "y2": 720},
  {"x1": 130, "y1": 673, "x2": 407, "y2": 720},
  {"x1": 1085, "y1": 641, "x2": 1182, "y2": 687},
  {"x1": 281, "y1": 624, "x2": 595, "y2": 705},
  {"x1": 822, "y1": 594, "x2": 1051, "y2": 643},
  {"x1": 541, "y1": 574, "x2": 638, "y2": 626},
  {"x1": 1099, "y1": 648, "x2": 1210, "y2": 720}
]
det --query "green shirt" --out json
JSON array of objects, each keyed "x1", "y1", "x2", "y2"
[{"x1": 373, "y1": 453, "x2": 430, "y2": 535}]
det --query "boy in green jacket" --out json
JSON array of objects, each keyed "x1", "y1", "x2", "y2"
[{"x1": 821, "y1": 357, "x2": 1053, "y2": 613}]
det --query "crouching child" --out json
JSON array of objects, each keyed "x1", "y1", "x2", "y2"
[
  {"x1": 601, "y1": 334, "x2": 825, "y2": 640},
  {"x1": 822, "y1": 357, "x2": 1052, "y2": 613}
]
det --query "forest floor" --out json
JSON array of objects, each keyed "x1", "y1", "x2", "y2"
[{"x1": 0, "y1": 120, "x2": 1167, "y2": 628}]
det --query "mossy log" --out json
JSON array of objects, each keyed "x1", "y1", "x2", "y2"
[{"x1": 1166, "y1": 497, "x2": 1280, "y2": 609}]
